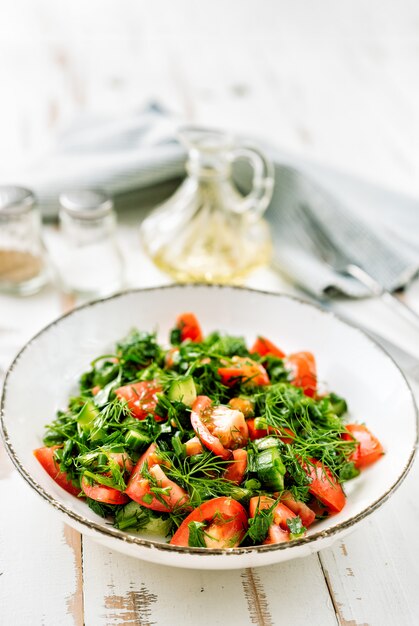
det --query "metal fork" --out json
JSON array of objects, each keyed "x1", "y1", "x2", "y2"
[{"x1": 297, "y1": 203, "x2": 419, "y2": 329}]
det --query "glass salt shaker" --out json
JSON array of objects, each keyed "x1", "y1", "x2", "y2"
[
  {"x1": 57, "y1": 189, "x2": 124, "y2": 298},
  {"x1": 0, "y1": 186, "x2": 49, "y2": 295}
]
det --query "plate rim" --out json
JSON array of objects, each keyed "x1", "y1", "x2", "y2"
[{"x1": 1, "y1": 283, "x2": 417, "y2": 558}]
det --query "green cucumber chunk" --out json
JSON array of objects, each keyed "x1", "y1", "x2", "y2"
[
  {"x1": 254, "y1": 436, "x2": 280, "y2": 451},
  {"x1": 77, "y1": 401, "x2": 99, "y2": 433},
  {"x1": 125, "y1": 429, "x2": 151, "y2": 451},
  {"x1": 115, "y1": 501, "x2": 172, "y2": 536},
  {"x1": 256, "y1": 447, "x2": 286, "y2": 491},
  {"x1": 168, "y1": 375, "x2": 197, "y2": 407}
]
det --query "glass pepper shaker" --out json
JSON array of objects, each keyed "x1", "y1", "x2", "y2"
[
  {"x1": 56, "y1": 189, "x2": 125, "y2": 298},
  {"x1": 0, "y1": 186, "x2": 49, "y2": 295}
]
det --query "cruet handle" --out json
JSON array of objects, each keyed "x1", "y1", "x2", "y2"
[{"x1": 230, "y1": 145, "x2": 275, "y2": 221}]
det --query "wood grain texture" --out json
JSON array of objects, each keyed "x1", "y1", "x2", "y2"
[
  {"x1": 82, "y1": 538, "x2": 338, "y2": 626},
  {"x1": 320, "y1": 451, "x2": 419, "y2": 626},
  {"x1": 0, "y1": 449, "x2": 83, "y2": 626}
]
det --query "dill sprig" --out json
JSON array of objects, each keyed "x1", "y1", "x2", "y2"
[{"x1": 258, "y1": 383, "x2": 357, "y2": 480}]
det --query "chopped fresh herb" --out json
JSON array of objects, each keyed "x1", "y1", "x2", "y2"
[
  {"x1": 246, "y1": 506, "x2": 275, "y2": 543},
  {"x1": 287, "y1": 515, "x2": 306, "y2": 539},
  {"x1": 34, "y1": 313, "x2": 383, "y2": 550},
  {"x1": 188, "y1": 521, "x2": 207, "y2": 547}
]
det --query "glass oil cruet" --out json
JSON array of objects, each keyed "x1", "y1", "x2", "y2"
[{"x1": 140, "y1": 127, "x2": 275, "y2": 283}]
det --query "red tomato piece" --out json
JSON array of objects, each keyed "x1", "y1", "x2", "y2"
[
  {"x1": 176, "y1": 313, "x2": 203, "y2": 343},
  {"x1": 165, "y1": 347, "x2": 180, "y2": 368},
  {"x1": 246, "y1": 418, "x2": 270, "y2": 441},
  {"x1": 126, "y1": 463, "x2": 189, "y2": 512},
  {"x1": 191, "y1": 396, "x2": 248, "y2": 458},
  {"x1": 308, "y1": 497, "x2": 328, "y2": 518},
  {"x1": 108, "y1": 452, "x2": 134, "y2": 475},
  {"x1": 191, "y1": 396, "x2": 231, "y2": 459},
  {"x1": 228, "y1": 397, "x2": 255, "y2": 418},
  {"x1": 92, "y1": 385, "x2": 101, "y2": 396},
  {"x1": 127, "y1": 443, "x2": 163, "y2": 481},
  {"x1": 218, "y1": 356, "x2": 270, "y2": 387},
  {"x1": 273, "y1": 502, "x2": 298, "y2": 528},
  {"x1": 34, "y1": 446, "x2": 80, "y2": 497},
  {"x1": 224, "y1": 449, "x2": 247, "y2": 485},
  {"x1": 246, "y1": 419, "x2": 295, "y2": 444},
  {"x1": 115, "y1": 380, "x2": 163, "y2": 421},
  {"x1": 249, "y1": 496, "x2": 296, "y2": 530},
  {"x1": 249, "y1": 495, "x2": 276, "y2": 518},
  {"x1": 280, "y1": 491, "x2": 316, "y2": 527},
  {"x1": 249, "y1": 496, "x2": 296, "y2": 544},
  {"x1": 342, "y1": 424, "x2": 384, "y2": 468},
  {"x1": 304, "y1": 460, "x2": 346, "y2": 513},
  {"x1": 263, "y1": 525, "x2": 290, "y2": 544},
  {"x1": 251, "y1": 336, "x2": 285, "y2": 359},
  {"x1": 185, "y1": 437, "x2": 204, "y2": 457},
  {"x1": 286, "y1": 351, "x2": 317, "y2": 397},
  {"x1": 81, "y1": 476, "x2": 129, "y2": 505},
  {"x1": 170, "y1": 497, "x2": 248, "y2": 548}
]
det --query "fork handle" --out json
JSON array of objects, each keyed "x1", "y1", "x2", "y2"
[{"x1": 346, "y1": 264, "x2": 419, "y2": 329}]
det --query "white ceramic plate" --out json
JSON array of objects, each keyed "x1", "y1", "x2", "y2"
[{"x1": 1, "y1": 285, "x2": 417, "y2": 569}]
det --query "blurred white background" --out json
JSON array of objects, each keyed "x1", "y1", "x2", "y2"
[{"x1": 1, "y1": 0, "x2": 419, "y2": 196}]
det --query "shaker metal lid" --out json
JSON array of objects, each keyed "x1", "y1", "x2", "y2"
[
  {"x1": 59, "y1": 189, "x2": 113, "y2": 219},
  {"x1": 0, "y1": 186, "x2": 35, "y2": 215}
]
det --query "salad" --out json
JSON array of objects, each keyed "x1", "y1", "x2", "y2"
[{"x1": 34, "y1": 312, "x2": 384, "y2": 549}]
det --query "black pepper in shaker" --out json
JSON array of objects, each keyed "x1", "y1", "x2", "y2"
[{"x1": 0, "y1": 186, "x2": 49, "y2": 295}]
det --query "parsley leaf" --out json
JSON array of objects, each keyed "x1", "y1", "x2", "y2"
[
  {"x1": 286, "y1": 515, "x2": 306, "y2": 539},
  {"x1": 188, "y1": 521, "x2": 207, "y2": 547}
]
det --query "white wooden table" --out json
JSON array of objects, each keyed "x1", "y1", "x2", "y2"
[
  {"x1": 1, "y1": 1, "x2": 419, "y2": 624},
  {"x1": 1, "y1": 225, "x2": 419, "y2": 626}
]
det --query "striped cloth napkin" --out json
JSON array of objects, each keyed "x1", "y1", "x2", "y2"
[{"x1": 14, "y1": 105, "x2": 419, "y2": 298}]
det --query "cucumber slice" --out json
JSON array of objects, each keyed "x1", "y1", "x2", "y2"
[
  {"x1": 168, "y1": 375, "x2": 197, "y2": 407},
  {"x1": 77, "y1": 401, "x2": 99, "y2": 433},
  {"x1": 115, "y1": 501, "x2": 172, "y2": 536},
  {"x1": 256, "y1": 447, "x2": 286, "y2": 491},
  {"x1": 254, "y1": 436, "x2": 280, "y2": 451},
  {"x1": 125, "y1": 429, "x2": 151, "y2": 451}
]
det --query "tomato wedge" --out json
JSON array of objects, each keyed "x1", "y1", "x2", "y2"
[
  {"x1": 176, "y1": 312, "x2": 203, "y2": 343},
  {"x1": 191, "y1": 396, "x2": 248, "y2": 458},
  {"x1": 115, "y1": 380, "x2": 163, "y2": 421},
  {"x1": 264, "y1": 525, "x2": 291, "y2": 544},
  {"x1": 304, "y1": 460, "x2": 346, "y2": 513},
  {"x1": 224, "y1": 449, "x2": 247, "y2": 485},
  {"x1": 126, "y1": 463, "x2": 189, "y2": 512},
  {"x1": 342, "y1": 424, "x2": 384, "y2": 468},
  {"x1": 165, "y1": 346, "x2": 180, "y2": 368},
  {"x1": 228, "y1": 397, "x2": 255, "y2": 418},
  {"x1": 108, "y1": 452, "x2": 134, "y2": 475},
  {"x1": 34, "y1": 446, "x2": 80, "y2": 497},
  {"x1": 218, "y1": 356, "x2": 270, "y2": 387},
  {"x1": 246, "y1": 419, "x2": 295, "y2": 444},
  {"x1": 170, "y1": 497, "x2": 248, "y2": 548},
  {"x1": 81, "y1": 476, "x2": 129, "y2": 505},
  {"x1": 280, "y1": 491, "x2": 316, "y2": 527},
  {"x1": 246, "y1": 418, "x2": 270, "y2": 441},
  {"x1": 286, "y1": 352, "x2": 317, "y2": 397},
  {"x1": 185, "y1": 437, "x2": 204, "y2": 457},
  {"x1": 125, "y1": 442, "x2": 165, "y2": 483},
  {"x1": 249, "y1": 496, "x2": 296, "y2": 544},
  {"x1": 249, "y1": 496, "x2": 296, "y2": 530},
  {"x1": 251, "y1": 336, "x2": 285, "y2": 359}
]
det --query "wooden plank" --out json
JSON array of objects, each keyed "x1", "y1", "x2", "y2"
[
  {"x1": 319, "y1": 385, "x2": 419, "y2": 626},
  {"x1": 83, "y1": 537, "x2": 337, "y2": 626},
  {"x1": 0, "y1": 445, "x2": 83, "y2": 626}
]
